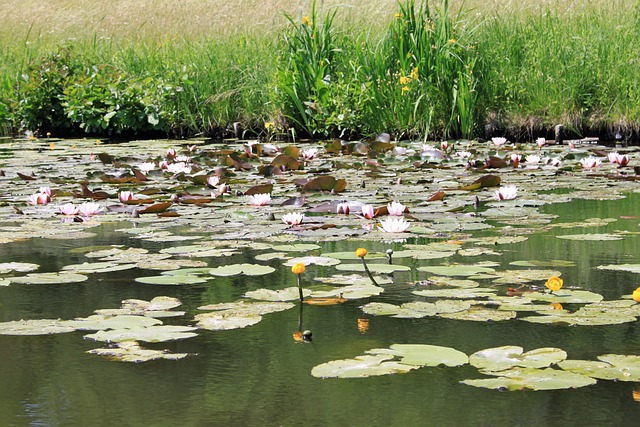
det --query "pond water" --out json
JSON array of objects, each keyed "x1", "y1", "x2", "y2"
[{"x1": 0, "y1": 138, "x2": 640, "y2": 426}]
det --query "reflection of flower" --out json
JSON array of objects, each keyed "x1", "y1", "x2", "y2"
[
  {"x1": 282, "y1": 212, "x2": 304, "y2": 225},
  {"x1": 379, "y1": 217, "x2": 410, "y2": 233},
  {"x1": 248, "y1": 193, "x2": 271, "y2": 206},
  {"x1": 545, "y1": 276, "x2": 563, "y2": 292},
  {"x1": 357, "y1": 318, "x2": 370, "y2": 333},
  {"x1": 78, "y1": 202, "x2": 103, "y2": 217},
  {"x1": 58, "y1": 203, "x2": 79, "y2": 216},
  {"x1": 387, "y1": 201, "x2": 405, "y2": 216},
  {"x1": 361, "y1": 204, "x2": 375, "y2": 219},
  {"x1": 494, "y1": 185, "x2": 518, "y2": 201}
]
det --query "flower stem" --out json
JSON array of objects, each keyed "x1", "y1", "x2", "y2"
[
  {"x1": 361, "y1": 258, "x2": 379, "y2": 286},
  {"x1": 297, "y1": 274, "x2": 304, "y2": 302}
]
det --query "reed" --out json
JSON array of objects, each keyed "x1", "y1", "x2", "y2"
[{"x1": 0, "y1": 0, "x2": 637, "y2": 140}]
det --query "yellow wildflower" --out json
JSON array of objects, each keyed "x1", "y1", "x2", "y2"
[
  {"x1": 401, "y1": 85, "x2": 410, "y2": 95},
  {"x1": 399, "y1": 76, "x2": 411, "y2": 85},
  {"x1": 394, "y1": 13, "x2": 401, "y2": 18},
  {"x1": 301, "y1": 16, "x2": 312, "y2": 26},
  {"x1": 264, "y1": 121, "x2": 275, "y2": 131},
  {"x1": 410, "y1": 66, "x2": 419, "y2": 80},
  {"x1": 448, "y1": 39, "x2": 457, "y2": 44}
]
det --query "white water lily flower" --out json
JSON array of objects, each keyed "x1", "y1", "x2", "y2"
[
  {"x1": 136, "y1": 162, "x2": 155, "y2": 174},
  {"x1": 491, "y1": 137, "x2": 507, "y2": 147},
  {"x1": 580, "y1": 156, "x2": 601, "y2": 169},
  {"x1": 536, "y1": 137, "x2": 546, "y2": 148},
  {"x1": 248, "y1": 193, "x2": 271, "y2": 206},
  {"x1": 28, "y1": 192, "x2": 50, "y2": 205},
  {"x1": 78, "y1": 202, "x2": 103, "y2": 217},
  {"x1": 282, "y1": 212, "x2": 304, "y2": 225},
  {"x1": 525, "y1": 154, "x2": 540, "y2": 165},
  {"x1": 360, "y1": 204, "x2": 375, "y2": 219},
  {"x1": 378, "y1": 217, "x2": 410, "y2": 233},
  {"x1": 387, "y1": 201, "x2": 405, "y2": 216},
  {"x1": 494, "y1": 185, "x2": 518, "y2": 201},
  {"x1": 166, "y1": 162, "x2": 191, "y2": 174},
  {"x1": 58, "y1": 203, "x2": 79, "y2": 216}
]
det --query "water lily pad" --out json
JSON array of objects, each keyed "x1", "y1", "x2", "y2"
[
  {"x1": 94, "y1": 296, "x2": 184, "y2": 318},
  {"x1": 311, "y1": 354, "x2": 416, "y2": 378},
  {"x1": 62, "y1": 261, "x2": 137, "y2": 274},
  {"x1": 439, "y1": 307, "x2": 516, "y2": 322},
  {"x1": 10, "y1": 272, "x2": 89, "y2": 284},
  {"x1": 195, "y1": 301, "x2": 294, "y2": 330},
  {"x1": 88, "y1": 341, "x2": 189, "y2": 362},
  {"x1": 557, "y1": 233, "x2": 623, "y2": 241},
  {"x1": 66, "y1": 314, "x2": 163, "y2": 331},
  {"x1": 510, "y1": 260, "x2": 576, "y2": 268},
  {"x1": 315, "y1": 274, "x2": 392, "y2": 286},
  {"x1": 469, "y1": 346, "x2": 568, "y2": 372},
  {"x1": 596, "y1": 263, "x2": 640, "y2": 274},
  {"x1": 334, "y1": 263, "x2": 410, "y2": 273},
  {"x1": 369, "y1": 344, "x2": 469, "y2": 367},
  {"x1": 311, "y1": 283, "x2": 384, "y2": 299},
  {"x1": 245, "y1": 287, "x2": 312, "y2": 301},
  {"x1": 283, "y1": 256, "x2": 341, "y2": 267},
  {"x1": 209, "y1": 263, "x2": 275, "y2": 276},
  {"x1": 412, "y1": 288, "x2": 497, "y2": 299},
  {"x1": 134, "y1": 271, "x2": 209, "y2": 285},
  {"x1": 525, "y1": 290, "x2": 603, "y2": 304},
  {"x1": 491, "y1": 269, "x2": 562, "y2": 284},
  {"x1": 0, "y1": 319, "x2": 77, "y2": 335},
  {"x1": 0, "y1": 262, "x2": 39, "y2": 274},
  {"x1": 417, "y1": 265, "x2": 496, "y2": 277},
  {"x1": 270, "y1": 243, "x2": 321, "y2": 252},
  {"x1": 85, "y1": 325, "x2": 198, "y2": 343},
  {"x1": 361, "y1": 302, "x2": 401, "y2": 316},
  {"x1": 461, "y1": 368, "x2": 596, "y2": 391}
]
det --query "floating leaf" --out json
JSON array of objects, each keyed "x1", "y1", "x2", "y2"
[
  {"x1": 88, "y1": 341, "x2": 189, "y2": 363},
  {"x1": 417, "y1": 265, "x2": 496, "y2": 277},
  {"x1": 245, "y1": 287, "x2": 311, "y2": 301},
  {"x1": 270, "y1": 243, "x2": 321, "y2": 252},
  {"x1": 196, "y1": 301, "x2": 294, "y2": 330},
  {"x1": 557, "y1": 233, "x2": 623, "y2": 241},
  {"x1": 85, "y1": 325, "x2": 198, "y2": 343},
  {"x1": 0, "y1": 319, "x2": 76, "y2": 335},
  {"x1": 334, "y1": 263, "x2": 410, "y2": 273},
  {"x1": 209, "y1": 263, "x2": 275, "y2": 276},
  {"x1": 10, "y1": 272, "x2": 89, "y2": 284},
  {"x1": 461, "y1": 368, "x2": 596, "y2": 391},
  {"x1": 284, "y1": 256, "x2": 341, "y2": 267},
  {"x1": 311, "y1": 354, "x2": 416, "y2": 378},
  {"x1": 0, "y1": 262, "x2": 39, "y2": 274},
  {"x1": 469, "y1": 346, "x2": 568, "y2": 372},
  {"x1": 459, "y1": 174, "x2": 501, "y2": 191},
  {"x1": 369, "y1": 344, "x2": 469, "y2": 367},
  {"x1": 62, "y1": 261, "x2": 137, "y2": 274},
  {"x1": 412, "y1": 288, "x2": 497, "y2": 299},
  {"x1": 596, "y1": 263, "x2": 640, "y2": 274},
  {"x1": 439, "y1": 307, "x2": 516, "y2": 322},
  {"x1": 311, "y1": 283, "x2": 384, "y2": 299},
  {"x1": 524, "y1": 290, "x2": 603, "y2": 304}
]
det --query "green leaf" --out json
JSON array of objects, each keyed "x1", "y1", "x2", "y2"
[
  {"x1": 461, "y1": 368, "x2": 596, "y2": 391},
  {"x1": 209, "y1": 263, "x2": 276, "y2": 276},
  {"x1": 469, "y1": 346, "x2": 567, "y2": 372}
]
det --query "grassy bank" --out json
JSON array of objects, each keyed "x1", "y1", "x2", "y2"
[{"x1": 0, "y1": 0, "x2": 638, "y2": 141}]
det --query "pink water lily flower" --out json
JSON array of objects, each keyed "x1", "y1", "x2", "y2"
[
  {"x1": 387, "y1": 201, "x2": 405, "y2": 216},
  {"x1": 118, "y1": 191, "x2": 136, "y2": 203},
  {"x1": 301, "y1": 148, "x2": 318, "y2": 160},
  {"x1": 360, "y1": 204, "x2": 375, "y2": 219},
  {"x1": 248, "y1": 193, "x2": 271, "y2": 206},
  {"x1": 536, "y1": 137, "x2": 546, "y2": 148},
  {"x1": 166, "y1": 148, "x2": 177, "y2": 158},
  {"x1": 525, "y1": 154, "x2": 540, "y2": 166},
  {"x1": 78, "y1": 202, "x2": 103, "y2": 217},
  {"x1": 282, "y1": 212, "x2": 304, "y2": 226},
  {"x1": 378, "y1": 217, "x2": 410, "y2": 233},
  {"x1": 39, "y1": 187, "x2": 52, "y2": 198},
  {"x1": 580, "y1": 156, "x2": 601, "y2": 169},
  {"x1": 494, "y1": 185, "x2": 518, "y2": 201},
  {"x1": 336, "y1": 202, "x2": 350, "y2": 215},
  {"x1": 58, "y1": 203, "x2": 79, "y2": 216},
  {"x1": 608, "y1": 152, "x2": 629, "y2": 167},
  {"x1": 28, "y1": 192, "x2": 50, "y2": 205},
  {"x1": 511, "y1": 153, "x2": 521, "y2": 168}
]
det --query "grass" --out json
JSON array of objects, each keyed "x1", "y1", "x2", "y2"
[{"x1": 0, "y1": 0, "x2": 638, "y2": 141}]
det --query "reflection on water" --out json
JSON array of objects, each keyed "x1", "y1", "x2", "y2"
[{"x1": 1, "y1": 193, "x2": 640, "y2": 425}]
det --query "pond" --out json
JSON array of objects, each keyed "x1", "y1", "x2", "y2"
[{"x1": 0, "y1": 137, "x2": 639, "y2": 426}]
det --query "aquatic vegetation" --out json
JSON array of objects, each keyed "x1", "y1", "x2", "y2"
[
  {"x1": 494, "y1": 185, "x2": 518, "y2": 201},
  {"x1": 247, "y1": 193, "x2": 271, "y2": 206},
  {"x1": 545, "y1": 276, "x2": 564, "y2": 293},
  {"x1": 378, "y1": 217, "x2": 410, "y2": 233},
  {"x1": 282, "y1": 212, "x2": 304, "y2": 225},
  {"x1": 580, "y1": 156, "x2": 602, "y2": 169}
]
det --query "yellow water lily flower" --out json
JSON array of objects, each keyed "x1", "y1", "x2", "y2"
[
  {"x1": 355, "y1": 248, "x2": 368, "y2": 258},
  {"x1": 292, "y1": 263, "x2": 306, "y2": 275},
  {"x1": 632, "y1": 287, "x2": 640, "y2": 303},
  {"x1": 545, "y1": 276, "x2": 563, "y2": 292}
]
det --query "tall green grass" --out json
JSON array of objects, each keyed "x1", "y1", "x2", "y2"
[{"x1": 0, "y1": 0, "x2": 638, "y2": 141}]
